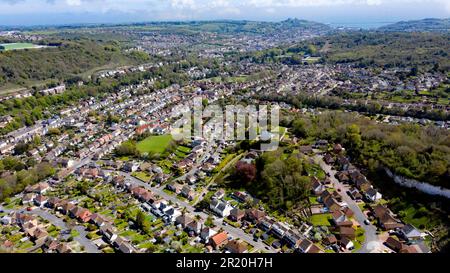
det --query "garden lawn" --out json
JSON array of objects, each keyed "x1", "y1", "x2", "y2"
[
  {"x1": 137, "y1": 135, "x2": 173, "y2": 154},
  {"x1": 309, "y1": 213, "x2": 332, "y2": 226}
]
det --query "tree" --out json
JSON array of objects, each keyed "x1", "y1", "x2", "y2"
[
  {"x1": 115, "y1": 141, "x2": 139, "y2": 157},
  {"x1": 205, "y1": 215, "x2": 214, "y2": 227},
  {"x1": 235, "y1": 161, "x2": 257, "y2": 185},
  {"x1": 136, "y1": 211, "x2": 146, "y2": 231}
]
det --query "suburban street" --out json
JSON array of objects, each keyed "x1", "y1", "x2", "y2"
[
  {"x1": 0, "y1": 204, "x2": 100, "y2": 253},
  {"x1": 313, "y1": 155, "x2": 383, "y2": 253},
  {"x1": 105, "y1": 170, "x2": 276, "y2": 253}
]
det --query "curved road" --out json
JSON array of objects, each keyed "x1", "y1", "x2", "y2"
[{"x1": 313, "y1": 155, "x2": 381, "y2": 253}]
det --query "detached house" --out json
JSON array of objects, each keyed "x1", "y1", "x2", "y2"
[
  {"x1": 210, "y1": 231, "x2": 229, "y2": 250},
  {"x1": 210, "y1": 199, "x2": 233, "y2": 217},
  {"x1": 225, "y1": 240, "x2": 248, "y2": 253}
]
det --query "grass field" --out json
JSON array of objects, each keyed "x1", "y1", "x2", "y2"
[
  {"x1": 136, "y1": 134, "x2": 173, "y2": 154},
  {"x1": 309, "y1": 213, "x2": 332, "y2": 226},
  {"x1": 0, "y1": 43, "x2": 41, "y2": 51}
]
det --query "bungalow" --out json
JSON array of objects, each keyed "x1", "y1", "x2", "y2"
[
  {"x1": 339, "y1": 226, "x2": 356, "y2": 240},
  {"x1": 399, "y1": 224, "x2": 425, "y2": 241},
  {"x1": 180, "y1": 185, "x2": 195, "y2": 201},
  {"x1": 336, "y1": 171, "x2": 350, "y2": 183},
  {"x1": 32, "y1": 227, "x2": 49, "y2": 243},
  {"x1": 333, "y1": 144, "x2": 343, "y2": 154},
  {"x1": 225, "y1": 240, "x2": 248, "y2": 253},
  {"x1": 348, "y1": 187, "x2": 363, "y2": 201},
  {"x1": 336, "y1": 156, "x2": 350, "y2": 171},
  {"x1": 228, "y1": 208, "x2": 245, "y2": 222},
  {"x1": 114, "y1": 237, "x2": 136, "y2": 253},
  {"x1": 331, "y1": 210, "x2": 347, "y2": 225},
  {"x1": 232, "y1": 191, "x2": 248, "y2": 203},
  {"x1": 307, "y1": 244, "x2": 323, "y2": 253},
  {"x1": 372, "y1": 204, "x2": 404, "y2": 230},
  {"x1": 323, "y1": 196, "x2": 341, "y2": 212},
  {"x1": 340, "y1": 237, "x2": 354, "y2": 250},
  {"x1": 58, "y1": 201, "x2": 75, "y2": 215},
  {"x1": 210, "y1": 231, "x2": 229, "y2": 250},
  {"x1": 185, "y1": 175, "x2": 197, "y2": 185},
  {"x1": 90, "y1": 213, "x2": 107, "y2": 227},
  {"x1": 384, "y1": 237, "x2": 404, "y2": 252},
  {"x1": 323, "y1": 234, "x2": 337, "y2": 246}
]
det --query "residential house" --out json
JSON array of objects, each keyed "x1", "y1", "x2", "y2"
[
  {"x1": 298, "y1": 238, "x2": 313, "y2": 253},
  {"x1": 181, "y1": 185, "x2": 195, "y2": 201},
  {"x1": 399, "y1": 224, "x2": 425, "y2": 241},
  {"x1": 225, "y1": 240, "x2": 248, "y2": 253},
  {"x1": 384, "y1": 237, "x2": 404, "y2": 252},
  {"x1": 245, "y1": 209, "x2": 266, "y2": 224},
  {"x1": 229, "y1": 208, "x2": 245, "y2": 222},
  {"x1": 34, "y1": 195, "x2": 48, "y2": 207},
  {"x1": 175, "y1": 214, "x2": 194, "y2": 229},
  {"x1": 364, "y1": 188, "x2": 382, "y2": 202},
  {"x1": 210, "y1": 199, "x2": 233, "y2": 217},
  {"x1": 200, "y1": 228, "x2": 217, "y2": 242},
  {"x1": 210, "y1": 231, "x2": 229, "y2": 250},
  {"x1": 372, "y1": 204, "x2": 404, "y2": 230},
  {"x1": 338, "y1": 226, "x2": 356, "y2": 240},
  {"x1": 340, "y1": 237, "x2": 354, "y2": 250}
]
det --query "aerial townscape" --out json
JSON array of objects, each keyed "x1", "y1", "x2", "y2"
[{"x1": 0, "y1": 3, "x2": 449, "y2": 256}]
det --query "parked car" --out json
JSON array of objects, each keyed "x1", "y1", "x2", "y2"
[{"x1": 364, "y1": 219, "x2": 370, "y2": 225}]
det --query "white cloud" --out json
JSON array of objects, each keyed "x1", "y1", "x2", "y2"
[
  {"x1": 66, "y1": 0, "x2": 81, "y2": 6},
  {"x1": 0, "y1": 0, "x2": 448, "y2": 19}
]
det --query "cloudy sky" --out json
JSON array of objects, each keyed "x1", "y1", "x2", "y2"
[{"x1": 0, "y1": 0, "x2": 449, "y2": 27}]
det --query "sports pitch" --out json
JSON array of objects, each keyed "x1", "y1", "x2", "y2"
[{"x1": 0, "y1": 43, "x2": 41, "y2": 51}]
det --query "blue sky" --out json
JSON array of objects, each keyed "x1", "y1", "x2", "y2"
[{"x1": 0, "y1": 0, "x2": 449, "y2": 27}]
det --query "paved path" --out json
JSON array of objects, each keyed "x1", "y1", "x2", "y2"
[{"x1": 313, "y1": 155, "x2": 381, "y2": 253}]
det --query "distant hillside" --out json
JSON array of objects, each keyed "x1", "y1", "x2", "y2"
[
  {"x1": 379, "y1": 18, "x2": 450, "y2": 32},
  {"x1": 107, "y1": 19, "x2": 332, "y2": 35},
  {"x1": 0, "y1": 39, "x2": 148, "y2": 90},
  {"x1": 317, "y1": 32, "x2": 450, "y2": 71}
]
